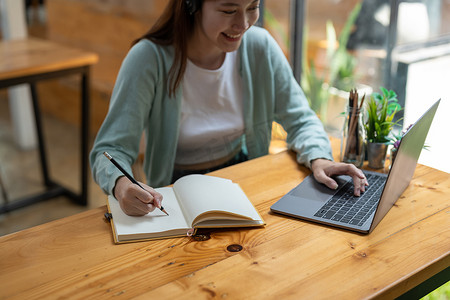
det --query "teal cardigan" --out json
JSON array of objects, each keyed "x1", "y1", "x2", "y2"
[{"x1": 90, "y1": 26, "x2": 333, "y2": 195}]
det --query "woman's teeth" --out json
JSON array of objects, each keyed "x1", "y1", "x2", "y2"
[{"x1": 224, "y1": 33, "x2": 241, "y2": 39}]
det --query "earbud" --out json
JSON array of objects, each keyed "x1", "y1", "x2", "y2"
[{"x1": 185, "y1": 0, "x2": 200, "y2": 15}]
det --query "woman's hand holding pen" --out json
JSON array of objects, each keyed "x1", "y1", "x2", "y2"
[{"x1": 113, "y1": 176, "x2": 163, "y2": 216}]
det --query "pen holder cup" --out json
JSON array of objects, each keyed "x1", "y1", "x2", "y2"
[{"x1": 340, "y1": 106, "x2": 364, "y2": 168}]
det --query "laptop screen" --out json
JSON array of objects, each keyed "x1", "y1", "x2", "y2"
[{"x1": 369, "y1": 99, "x2": 440, "y2": 232}]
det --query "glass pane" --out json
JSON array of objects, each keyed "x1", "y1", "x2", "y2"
[
  {"x1": 264, "y1": 0, "x2": 291, "y2": 60},
  {"x1": 264, "y1": 0, "x2": 450, "y2": 172}
]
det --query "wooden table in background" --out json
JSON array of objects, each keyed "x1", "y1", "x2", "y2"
[
  {"x1": 0, "y1": 37, "x2": 98, "y2": 212},
  {"x1": 1, "y1": 139, "x2": 449, "y2": 299}
]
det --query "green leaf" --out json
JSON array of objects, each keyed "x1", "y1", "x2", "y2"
[
  {"x1": 364, "y1": 86, "x2": 403, "y2": 143},
  {"x1": 338, "y1": 2, "x2": 362, "y2": 50},
  {"x1": 326, "y1": 20, "x2": 337, "y2": 61}
]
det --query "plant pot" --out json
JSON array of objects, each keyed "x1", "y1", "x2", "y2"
[
  {"x1": 367, "y1": 142, "x2": 388, "y2": 169},
  {"x1": 390, "y1": 148, "x2": 398, "y2": 169}
]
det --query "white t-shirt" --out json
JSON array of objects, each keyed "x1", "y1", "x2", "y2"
[{"x1": 175, "y1": 51, "x2": 244, "y2": 165}]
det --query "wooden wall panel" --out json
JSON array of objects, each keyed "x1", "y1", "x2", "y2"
[{"x1": 43, "y1": 0, "x2": 165, "y2": 132}]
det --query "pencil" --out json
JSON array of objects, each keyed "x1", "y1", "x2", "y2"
[{"x1": 103, "y1": 152, "x2": 169, "y2": 216}]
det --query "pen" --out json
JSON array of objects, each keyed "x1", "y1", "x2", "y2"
[{"x1": 103, "y1": 151, "x2": 169, "y2": 216}]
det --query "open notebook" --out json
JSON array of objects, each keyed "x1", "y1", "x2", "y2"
[{"x1": 107, "y1": 174, "x2": 265, "y2": 243}]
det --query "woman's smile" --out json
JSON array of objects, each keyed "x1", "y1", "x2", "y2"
[{"x1": 222, "y1": 31, "x2": 243, "y2": 42}]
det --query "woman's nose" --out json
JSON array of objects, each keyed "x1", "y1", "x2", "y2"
[{"x1": 232, "y1": 12, "x2": 249, "y2": 31}]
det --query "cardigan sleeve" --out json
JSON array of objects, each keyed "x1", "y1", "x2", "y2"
[
  {"x1": 89, "y1": 41, "x2": 160, "y2": 195},
  {"x1": 270, "y1": 43, "x2": 334, "y2": 168},
  {"x1": 242, "y1": 27, "x2": 333, "y2": 168}
]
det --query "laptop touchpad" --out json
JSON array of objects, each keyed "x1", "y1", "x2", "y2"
[{"x1": 289, "y1": 174, "x2": 351, "y2": 203}]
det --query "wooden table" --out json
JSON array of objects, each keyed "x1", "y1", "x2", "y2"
[
  {"x1": 1, "y1": 140, "x2": 449, "y2": 299},
  {"x1": 0, "y1": 38, "x2": 98, "y2": 212}
]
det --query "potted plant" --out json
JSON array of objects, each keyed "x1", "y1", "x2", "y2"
[
  {"x1": 263, "y1": 3, "x2": 365, "y2": 138},
  {"x1": 325, "y1": 3, "x2": 361, "y2": 93},
  {"x1": 389, "y1": 132, "x2": 402, "y2": 167},
  {"x1": 388, "y1": 124, "x2": 429, "y2": 168},
  {"x1": 364, "y1": 87, "x2": 402, "y2": 168},
  {"x1": 302, "y1": 3, "x2": 372, "y2": 136}
]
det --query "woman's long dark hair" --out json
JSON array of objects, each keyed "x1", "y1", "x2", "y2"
[{"x1": 133, "y1": 0, "x2": 201, "y2": 96}]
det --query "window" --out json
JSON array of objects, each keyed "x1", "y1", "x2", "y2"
[{"x1": 264, "y1": 0, "x2": 449, "y2": 172}]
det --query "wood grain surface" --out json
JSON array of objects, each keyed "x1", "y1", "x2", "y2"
[
  {"x1": 0, "y1": 37, "x2": 98, "y2": 80},
  {"x1": 1, "y1": 140, "x2": 448, "y2": 299}
]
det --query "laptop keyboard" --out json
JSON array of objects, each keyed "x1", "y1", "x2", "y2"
[{"x1": 314, "y1": 173, "x2": 386, "y2": 227}]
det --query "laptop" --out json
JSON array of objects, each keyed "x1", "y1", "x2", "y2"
[{"x1": 270, "y1": 99, "x2": 441, "y2": 234}]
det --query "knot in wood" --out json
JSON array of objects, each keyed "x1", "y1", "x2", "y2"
[
  {"x1": 226, "y1": 244, "x2": 243, "y2": 252},
  {"x1": 191, "y1": 233, "x2": 211, "y2": 241}
]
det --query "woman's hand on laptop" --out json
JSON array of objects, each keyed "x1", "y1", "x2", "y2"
[{"x1": 311, "y1": 159, "x2": 368, "y2": 196}]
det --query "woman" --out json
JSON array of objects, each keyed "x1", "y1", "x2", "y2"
[{"x1": 90, "y1": 0, "x2": 368, "y2": 216}]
